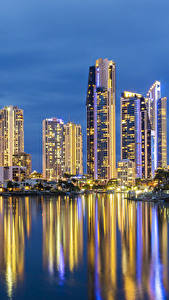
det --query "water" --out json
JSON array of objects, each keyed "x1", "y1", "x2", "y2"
[{"x1": 0, "y1": 193, "x2": 169, "y2": 300}]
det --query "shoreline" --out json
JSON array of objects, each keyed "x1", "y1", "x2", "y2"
[
  {"x1": 0, "y1": 190, "x2": 81, "y2": 197},
  {"x1": 0, "y1": 190, "x2": 169, "y2": 204}
]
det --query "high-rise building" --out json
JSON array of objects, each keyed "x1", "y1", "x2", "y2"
[
  {"x1": 0, "y1": 106, "x2": 24, "y2": 166},
  {"x1": 64, "y1": 122, "x2": 83, "y2": 175},
  {"x1": 86, "y1": 66, "x2": 95, "y2": 178},
  {"x1": 157, "y1": 97, "x2": 167, "y2": 168},
  {"x1": 121, "y1": 92, "x2": 151, "y2": 179},
  {"x1": 42, "y1": 118, "x2": 65, "y2": 180},
  {"x1": 86, "y1": 58, "x2": 116, "y2": 180},
  {"x1": 147, "y1": 82, "x2": 167, "y2": 174},
  {"x1": 12, "y1": 152, "x2": 32, "y2": 177}
]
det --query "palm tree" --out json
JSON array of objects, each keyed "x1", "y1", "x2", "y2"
[{"x1": 154, "y1": 169, "x2": 169, "y2": 187}]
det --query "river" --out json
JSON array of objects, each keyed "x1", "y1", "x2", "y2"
[{"x1": 0, "y1": 193, "x2": 168, "y2": 300}]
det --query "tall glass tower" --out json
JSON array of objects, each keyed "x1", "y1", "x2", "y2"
[
  {"x1": 86, "y1": 58, "x2": 116, "y2": 180},
  {"x1": 121, "y1": 92, "x2": 151, "y2": 179},
  {"x1": 86, "y1": 66, "x2": 95, "y2": 178},
  {"x1": 147, "y1": 81, "x2": 167, "y2": 175},
  {"x1": 157, "y1": 97, "x2": 167, "y2": 168}
]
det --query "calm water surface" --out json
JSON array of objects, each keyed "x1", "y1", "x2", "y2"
[{"x1": 0, "y1": 193, "x2": 169, "y2": 300}]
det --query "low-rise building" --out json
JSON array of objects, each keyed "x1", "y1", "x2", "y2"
[
  {"x1": 12, "y1": 152, "x2": 32, "y2": 177},
  {"x1": 0, "y1": 166, "x2": 27, "y2": 183},
  {"x1": 117, "y1": 160, "x2": 135, "y2": 186}
]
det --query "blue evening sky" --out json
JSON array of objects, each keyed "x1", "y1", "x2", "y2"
[{"x1": 0, "y1": 0, "x2": 169, "y2": 172}]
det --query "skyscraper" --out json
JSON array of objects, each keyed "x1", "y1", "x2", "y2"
[
  {"x1": 64, "y1": 122, "x2": 83, "y2": 175},
  {"x1": 86, "y1": 66, "x2": 95, "y2": 178},
  {"x1": 42, "y1": 118, "x2": 65, "y2": 180},
  {"x1": 0, "y1": 106, "x2": 24, "y2": 166},
  {"x1": 147, "y1": 82, "x2": 167, "y2": 174},
  {"x1": 86, "y1": 58, "x2": 116, "y2": 180},
  {"x1": 121, "y1": 92, "x2": 151, "y2": 179},
  {"x1": 157, "y1": 97, "x2": 167, "y2": 168}
]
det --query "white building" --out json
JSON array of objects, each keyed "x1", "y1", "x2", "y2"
[
  {"x1": 64, "y1": 122, "x2": 83, "y2": 175},
  {"x1": 0, "y1": 166, "x2": 26, "y2": 184},
  {"x1": 0, "y1": 106, "x2": 24, "y2": 167}
]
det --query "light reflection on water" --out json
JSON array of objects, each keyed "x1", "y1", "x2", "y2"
[{"x1": 0, "y1": 193, "x2": 168, "y2": 299}]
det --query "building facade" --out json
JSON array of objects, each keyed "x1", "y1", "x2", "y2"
[
  {"x1": 147, "y1": 82, "x2": 167, "y2": 174},
  {"x1": 117, "y1": 160, "x2": 135, "y2": 186},
  {"x1": 42, "y1": 118, "x2": 65, "y2": 180},
  {"x1": 0, "y1": 166, "x2": 26, "y2": 183},
  {"x1": 157, "y1": 97, "x2": 167, "y2": 168},
  {"x1": 12, "y1": 152, "x2": 32, "y2": 177},
  {"x1": 121, "y1": 92, "x2": 151, "y2": 179},
  {"x1": 0, "y1": 106, "x2": 24, "y2": 166},
  {"x1": 86, "y1": 58, "x2": 116, "y2": 180},
  {"x1": 64, "y1": 122, "x2": 83, "y2": 175},
  {"x1": 86, "y1": 66, "x2": 95, "y2": 178}
]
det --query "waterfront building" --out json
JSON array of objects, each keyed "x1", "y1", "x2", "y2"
[
  {"x1": 0, "y1": 166, "x2": 26, "y2": 183},
  {"x1": 86, "y1": 66, "x2": 95, "y2": 178},
  {"x1": 0, "y1": 106, "x2": 24, "y2": 166},
  {"x1": 121, "y1": 92, "x2": 151, "y2": 179},
  {"x1": 86, "y1": 58, "x2": 116, "y2": 180},
  {"x1": 12, "y1": 152, "x2": 32, "y2": 177},
  {"x1": 157, "y1": 97, "x2": 167, "y2": 169},
  {"x1": 147, "y1": 82, "x2": 167, "y2": 174},
  {"x1": 117, "y1": 159, "x2": 135, "y2": 186},
  {"x1": 42, "y1": 118, "x2": 65, "y2": 180},
  {"x1": 64, "y1": 122, "x2": 83, "y2": 175}
]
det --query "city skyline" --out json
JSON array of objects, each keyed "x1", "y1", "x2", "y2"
[
  {"x1": 0, "y1": 73, "x2": 167, "y2": 176},
  {"x1": 0, "y1": 1, "x2": 169, "y2": 172},
  {"x1": 1, "y1": 2, "x2": 169, "y2": 300}
]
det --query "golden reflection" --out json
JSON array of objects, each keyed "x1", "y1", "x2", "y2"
[
  {"x1": 0, "y1": 193, "x2": 168, "y2": 299},
  {"x1": 42, "y1": 196, "x2": 84, "y2": 278},
  {"x1": 87, "y1": 193, "x2": 117, "y2": 300},
  {"x1": 85, "y1": 193, "x2": 169, "y2": 300},
  {"x1": 0, "y1": 196, "x2": 32, "y2": 298}
]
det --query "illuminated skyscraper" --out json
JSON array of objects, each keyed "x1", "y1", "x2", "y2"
[
  {"x1": 121, "y1": 92, "x2": 151, "y2": 179},
  {"x1": 86, "y1": 66, "x2": 95, "y2": 178},
  {"x1": 86, "y1": 58, "x2": 116, "y2": 180},
  {"x1": 42, "y1": 118, "x2": 65, "y2": 180},
  {"x1": 0, "y1": 106, "x2": 24, "y2": 166},
  {"x1": 157, "y1": 97, "x2": 167, "y2": 168},
  {"x1": 147, "y1": 82, "x2": 167, "y2": 174},
  {"x1": 64, "y1": 122, "x2": 83, "y2": 175}
]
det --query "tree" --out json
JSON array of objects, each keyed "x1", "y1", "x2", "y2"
[
  {"x1": 83, "y1": 184, "x2": 90, "y2": 190},
  {"x1": 135, "y1": 178, "x2": 142, "y2": 187},
  {"x1": 154, "y1": 169, "x2": 169, "y2": 186},
  {"x1": 7, "y1": 181, "x2": 14, "y2": 189},
  {"x1": 63, "y1": 173, "x2": 73, "y2": 179},
  {"x1": 35, "y1": 182, "x2": 44, "y2": 190}
]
